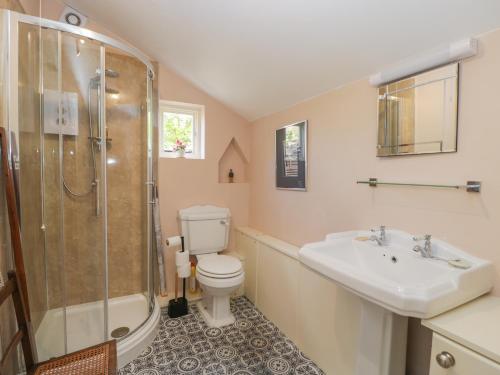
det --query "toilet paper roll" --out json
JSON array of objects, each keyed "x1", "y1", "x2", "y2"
[
  {"x1": 175, "y1": 250, "x2": 190, "y2": 267},
  {"x1": 177, "y1": 262, "x2": 191, "y2": 278},
  {"x1": 166, "y1": 236, "x2": 182, "y2": 247}
]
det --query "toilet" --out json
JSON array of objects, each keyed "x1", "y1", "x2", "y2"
[{"x1": 179, "y1": 205, "x2": 244, "y2": 327}]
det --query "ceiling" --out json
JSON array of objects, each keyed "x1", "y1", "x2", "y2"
[{"x1": 65, "y1": 0, "x2": 500, "y2": 121}]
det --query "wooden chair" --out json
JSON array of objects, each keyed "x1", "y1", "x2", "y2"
[{"x1": 0, "y1": 270, "x2": 117, "y2": 375}]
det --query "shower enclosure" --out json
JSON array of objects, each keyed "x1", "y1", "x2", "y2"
[{"x1": 0, "y1": 10, "x2": 160, "y2": 367}]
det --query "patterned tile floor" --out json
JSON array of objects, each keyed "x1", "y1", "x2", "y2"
[{"x1": 119, "y1": 296, "x2": 324, "y2": 375}]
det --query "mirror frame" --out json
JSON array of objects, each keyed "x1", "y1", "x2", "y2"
[{"x1": 376, "y1": 63, "x2": 459, "y2": 157}]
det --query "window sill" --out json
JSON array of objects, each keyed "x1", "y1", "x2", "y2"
[{"x1": 159, "y1": 153, "x2": 204, "y2": 160}]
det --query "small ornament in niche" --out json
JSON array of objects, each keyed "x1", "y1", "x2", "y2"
[{"x1": 228, "y1": 169, "x2": 234, "y2": 183}]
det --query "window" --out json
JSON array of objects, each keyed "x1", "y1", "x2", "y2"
[{"x1": 159, "y1": 100, "x2": 205, "y2": 159}]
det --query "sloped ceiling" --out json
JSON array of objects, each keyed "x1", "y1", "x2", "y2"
[{"x1": 65, "y1": 0, "x2": 500, "y2": 120}]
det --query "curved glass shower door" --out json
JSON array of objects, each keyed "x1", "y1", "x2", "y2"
[
  {"x1": 10, "y1": 11, "x2": 156, "y2": 363},
  {"x1": 59, "y1": 31, "x2": 107, "y2": 353},
  {"x1": 105, "y1": 45, "x2": 152, "y2": 339},
  {"x1": 29, "y1": 26, "x2": 107, "y2": 358}
]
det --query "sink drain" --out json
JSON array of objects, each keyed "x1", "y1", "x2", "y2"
[{"x1": 111, "y1": 326, "x2": 130, "y2": 338}]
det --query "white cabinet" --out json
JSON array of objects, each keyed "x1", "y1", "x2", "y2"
[
  {"x1": 430, "y1": 334, "x2": 500, "y2": 375},
  {"x1": 424, "y1": 296, "x2": 500, "y2": 375}
]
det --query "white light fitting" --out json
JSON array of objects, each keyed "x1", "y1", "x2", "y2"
[{"x1": 369, "y1": 38, "x2": 478, "y2": 86}]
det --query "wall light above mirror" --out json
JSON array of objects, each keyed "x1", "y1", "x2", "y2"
[{"x1": 377, "y1": 63, "x2": 459, "y2": 157}]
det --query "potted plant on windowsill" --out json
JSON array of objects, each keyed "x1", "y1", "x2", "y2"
[{"x1": 174, "y1": 140, "x2": 187, "y2": 158}]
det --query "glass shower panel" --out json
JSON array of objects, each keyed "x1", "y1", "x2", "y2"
[
  {"x1": 38, "y1": 26, "x2": 66, "y2": 360},
  {"x1": 58, "y1": 32, "x2": 106, "y2": 352},
  {"x1": 105, "y1": 46, "x2": 150, "y2": 338},
  {"x1": 17, "y1": 21, "x2": 48, "y2": 342}
]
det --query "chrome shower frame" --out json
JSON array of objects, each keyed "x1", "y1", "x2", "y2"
[{"x1": 2, "y1": 9, "x2": 158, "y2": 360}]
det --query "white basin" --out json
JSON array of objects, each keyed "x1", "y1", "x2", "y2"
[
  {"x1": 299, "y1": 229, "x2": 494, "y2": 319},
  {"x1": 300, "y1": 229, "x2": 495, "y2": 375}
]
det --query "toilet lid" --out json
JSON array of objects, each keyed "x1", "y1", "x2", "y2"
[{"x1": 197, "y1": 255, "x2": 242, "y2": 275}]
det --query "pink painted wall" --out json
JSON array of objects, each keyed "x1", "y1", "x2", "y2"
[
  {"x1": 157, "y1": 66, "x2": 251, "y2": 293},
  {"x1": 249, "y1": 29, "x2": 500, "y2": 375},
  {"x1": 250, "y1": 28, "x2": 500, "y2": 293}
]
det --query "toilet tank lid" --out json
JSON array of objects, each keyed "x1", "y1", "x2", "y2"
[{"x1": 178, "y1": 205, "x2": 231, "y2": 221}]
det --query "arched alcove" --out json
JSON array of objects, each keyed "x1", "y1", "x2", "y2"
[{"x1": 218, "y1": 137, "x2": 249, "y2": 183}]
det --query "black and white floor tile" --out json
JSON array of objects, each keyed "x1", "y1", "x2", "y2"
[{"x1": 119, "y1": 297, "x2": 324, "y2": 375}]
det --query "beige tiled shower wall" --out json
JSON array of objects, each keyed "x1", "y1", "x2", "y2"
[
  {"x1": 105, "y1": 50, "x2": 149, "y2": 303},
  {"x1": 42, "y1": 46, "x2": 150, "y2": 308}
]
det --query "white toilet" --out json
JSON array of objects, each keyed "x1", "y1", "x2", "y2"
[{"x1": 179, "y1": 205, "x2": 244, "y2": 327}]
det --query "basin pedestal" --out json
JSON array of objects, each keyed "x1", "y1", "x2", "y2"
[{"x1": 356, "y1": 300, "x2": 408, "y2": 375}]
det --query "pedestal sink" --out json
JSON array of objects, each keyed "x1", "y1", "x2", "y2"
[{"x1": 299, "y1": 229, "x2": 494, "y2": 375}]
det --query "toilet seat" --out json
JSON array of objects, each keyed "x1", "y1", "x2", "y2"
[
  {"x1": 196, "y1": 254, "x2": 242, "y2": 279},
  {"x1": 196, "y1": 270, "x2": 244, "y2": 289},
  {"x1": 197, "y1": 268, "x2": 242, "y2": 279}
]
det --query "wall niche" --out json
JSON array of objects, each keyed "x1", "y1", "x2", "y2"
[{"x1": 218, "y1": 137, "x2": 248, "y2": 183}]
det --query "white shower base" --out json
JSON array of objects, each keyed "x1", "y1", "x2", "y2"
[{"x1": 35, "y1": 293, "x2": 160, "y2": 368}]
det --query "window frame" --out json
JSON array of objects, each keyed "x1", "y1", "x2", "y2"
[{"x1": 159, "y1": 100, "x2": 205, "y2": 159}]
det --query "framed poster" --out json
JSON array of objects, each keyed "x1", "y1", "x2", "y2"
[{"x1": 275, "y1": 120, "x2": 307, "y2": 191}]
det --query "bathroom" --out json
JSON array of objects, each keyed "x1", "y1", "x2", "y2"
[{"x1": 0, "y1": 0, "x2": 499, "y2": 374}]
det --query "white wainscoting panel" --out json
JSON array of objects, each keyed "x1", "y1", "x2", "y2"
[{"x1": 234, "y1": 227, "x2": 361, "y2": 374}]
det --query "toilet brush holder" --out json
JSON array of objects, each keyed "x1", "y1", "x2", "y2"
[
  {"x1": 167, "y1": 295, "x2": 188, "y2": 318},
  {"x1": 168, "y1": 236, "x2": 189, "y2": 318}
]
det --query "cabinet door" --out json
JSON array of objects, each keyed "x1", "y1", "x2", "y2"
[{"x1": 430, "y1": 334, "x2": 500, "y2": 375}]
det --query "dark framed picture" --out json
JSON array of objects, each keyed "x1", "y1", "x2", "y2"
[{"x1": 275, "y1": 120, "x2": 307, "y2": 191}]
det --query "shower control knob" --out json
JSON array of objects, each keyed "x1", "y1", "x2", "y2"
[{"x1": 436, "y1": 351, "x2": 455, "y2": 368}]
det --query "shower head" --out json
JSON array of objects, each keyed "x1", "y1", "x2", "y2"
[
  {"x1": 104, "y1": 68, "x2": 119, "y2": 78},
  {"x1": 89, "y1": 68, "x2": 120, "y2": 94},
  {"x1": 91, "y1": 68, "x2": 120, "y2": 82}
]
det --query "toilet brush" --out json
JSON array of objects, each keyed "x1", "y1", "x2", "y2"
[{"x1": 168, "y1": 236, "x2": 189, "y2": 318}]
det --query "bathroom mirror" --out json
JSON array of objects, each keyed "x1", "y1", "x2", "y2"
[
  {"x1": 276, "y1": 120, "x2": 307, "y2": 190},
  {"x1": 377, "y1": 63, "x2": 458, "y2": 156}
]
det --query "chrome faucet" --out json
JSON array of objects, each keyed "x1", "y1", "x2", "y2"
[
  {"x1": 413, "y1": 234, "x2": 432, "y2": 257},
  {"x1": 369, "y1": 226, "x2": 387, "y2": 246}
]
